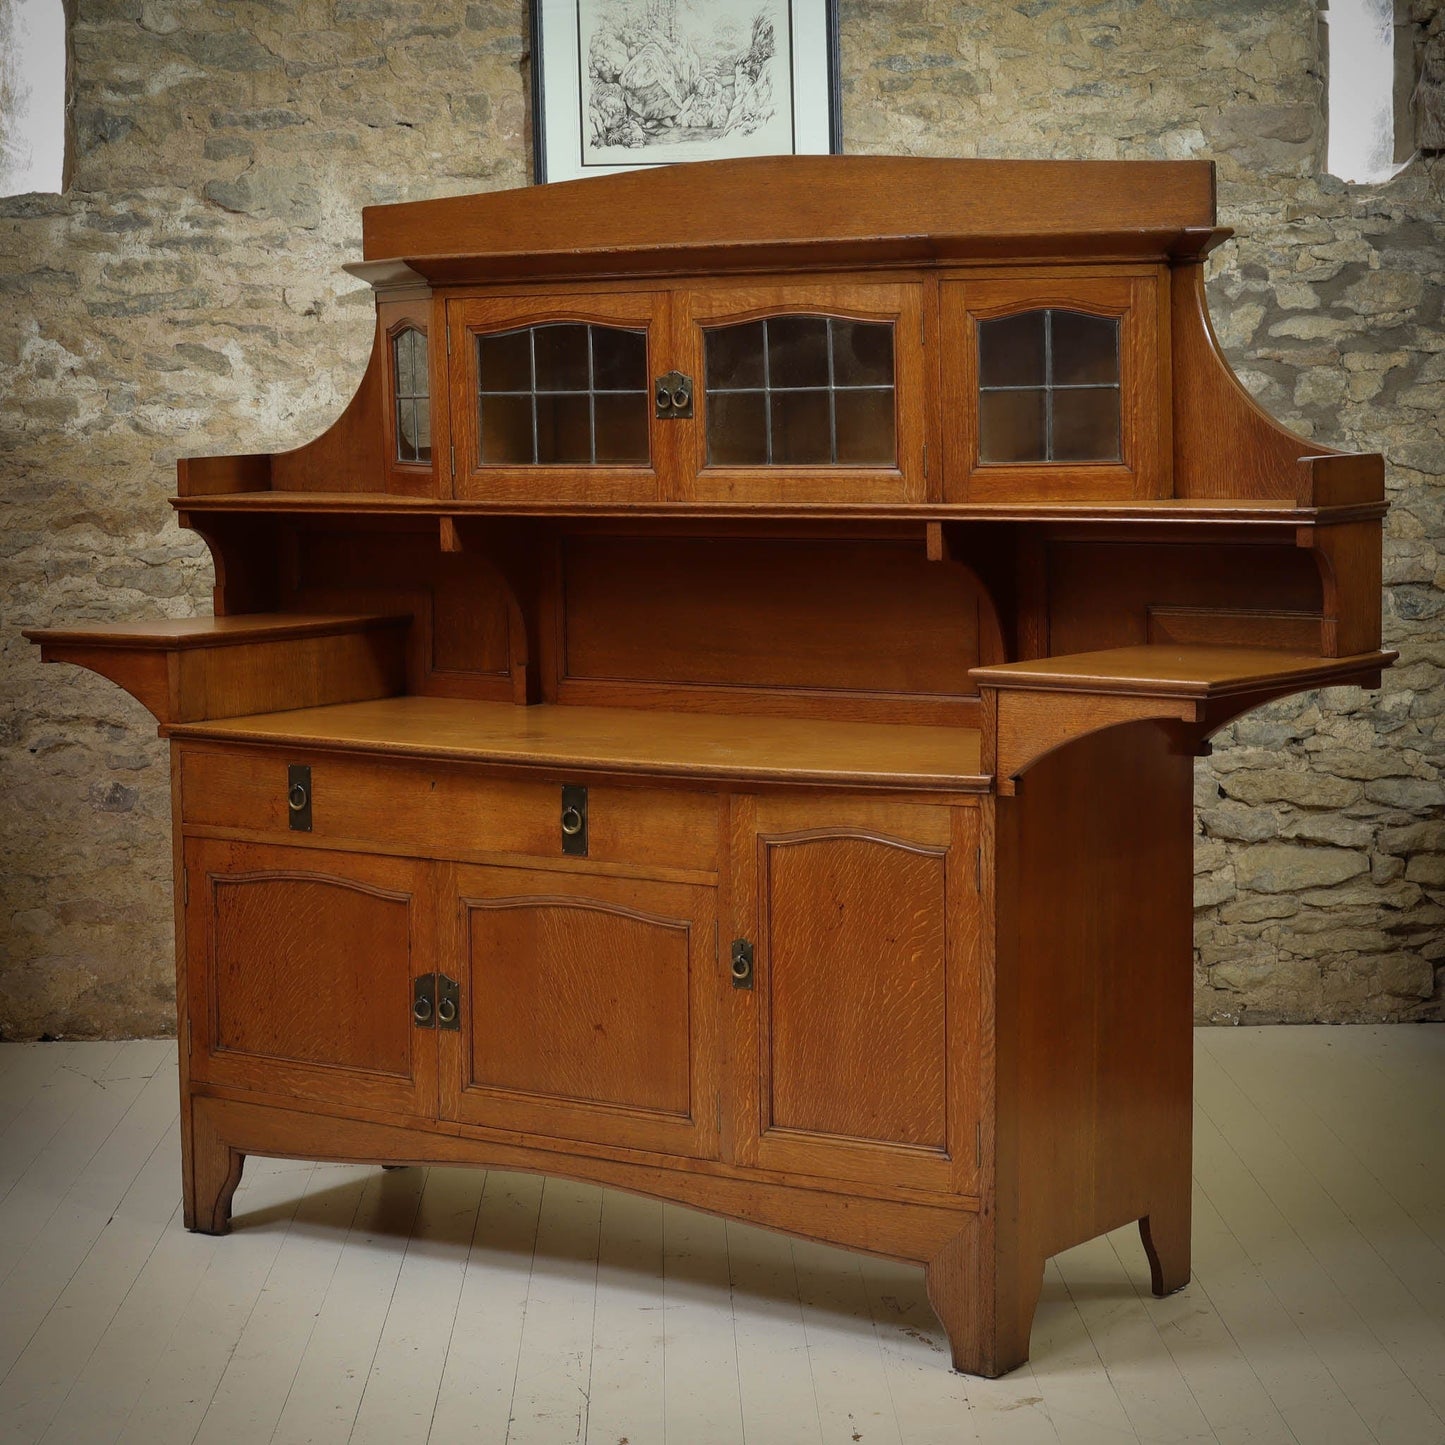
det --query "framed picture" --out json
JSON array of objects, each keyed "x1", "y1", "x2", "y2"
[{"x1": 530, "y1": 0, "x2": 841, "y2": 184}]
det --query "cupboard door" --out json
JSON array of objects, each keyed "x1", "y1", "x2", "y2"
[
  {"x1": 184, "y1": 839, "x2": 437, "y2": 1117},
  {"x1": 941, "y1": 271, "x2": 1165, "y2": 501},
  {"x1": 731, "y1": 798, "x2": 982, "y2": 1194},
  {"x1": 444, "y1": 865, "x2": 719, "y2": 1159},
  {"x1": 448, "y1": 292, "x2": 674, "y2": 504},
  {"x1": 678, "y1": 281, "x2": 930, "y2": 504}
]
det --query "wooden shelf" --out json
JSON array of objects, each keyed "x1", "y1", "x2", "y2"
[
  {"x1": 24, "y1": 613, "x2": 411, "y2": 726},
  {"x1": 22, "y1": 612, "x2": 410, "y2": 651},
  {"x1": 969, "y1": 644, "x2": 1396, "y2": 700},
  {"x1": 170, "y1": 492, "x2": 1388, "y2": 528},
  {"x1": 165, "y1": 697, "x2": 989, "y2": 792},
  {"x1": 971, "y1": 644, "x2": 1396, "y2": 793}
]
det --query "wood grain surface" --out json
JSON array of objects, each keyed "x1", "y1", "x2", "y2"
[
  {"x1": 361, "y1": 155, "x2": 1218, "y2": 273},
  {"x1": 972, "y1": 642, "x2": 1396, "y2": 698},
  {"x1": 445, "y1": 865, "x2": 719, "y2": 1160},
  {"x1": 166, "y1": 696, "x2": 989, "y2": 790}
]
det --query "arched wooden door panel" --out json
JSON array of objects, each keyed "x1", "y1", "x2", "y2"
[
  {"x1": 443, "y1": 865, "x2": 719, "y2": 1159},
  {"x1": 184, "y1": 839, "x2": 437, "y2": 1117},
  {"x1": 729, "y1": 798, "x2": 984, "y2": 1197}
]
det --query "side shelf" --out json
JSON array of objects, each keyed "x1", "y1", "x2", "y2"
[
  {"x1": 971, "y1": 644, "x2": 1396, "y2": 793},
  {"x1": 24, "y1": 612, "x2": 412, "y2": 726}
]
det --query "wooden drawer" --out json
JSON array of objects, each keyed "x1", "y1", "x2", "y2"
[{"x1": 178, "y1": 745, "x2": 721, "y2": 874}]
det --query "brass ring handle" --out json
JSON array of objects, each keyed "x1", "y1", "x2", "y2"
[
  {"x1": 730, "y1": 954, "x2": 751, "y2": 982},
  {"x1": 561, "y1": 805, "x2": 584, "y2": 836},
  {"x1": 412, "y1": 995, "x2": 433, "y2": 1024},
  {"x1": 287, "y1": 782, "x2": 308, "y2": 812},
  {"x1": 670, "y1": 386, "x2": 689, "y2": 408},
  {"x1": 437, "y1": 996, "x2": 457, "y2": 1025}
]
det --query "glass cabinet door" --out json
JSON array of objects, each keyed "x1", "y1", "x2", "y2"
[
  {"x1": 448, "y1": 293, "x2": 673, "y2": 503},
  {"x1": 678, "y1": 283, "x2": 929, "y2": 504},
  {"x1": 940, "y1": 272, "x2": 1164, "y2": 502}
]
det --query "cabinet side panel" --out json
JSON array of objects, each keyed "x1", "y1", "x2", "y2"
[{"x1": 995, "y1": 721, "x2": 1193, "y2": 1264}]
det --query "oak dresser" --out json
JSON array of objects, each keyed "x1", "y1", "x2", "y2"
[{"x1": 27, "y1": 156, "x2": 1393, "y2": 1376}]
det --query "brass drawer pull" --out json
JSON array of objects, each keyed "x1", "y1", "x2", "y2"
[
  {"x1": 287, "y1": 764, "x2": 312, "y2": 832},
  {"x1": 730, "y1": 938, "x2": 754, "y2": 989},
  {"x1": 560, "y1": 784, "x2": 588, "y2": 856}
]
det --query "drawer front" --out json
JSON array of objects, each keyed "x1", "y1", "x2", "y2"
[{"x1": 178, "y1": 746, "x2": 721, "y2": 874}]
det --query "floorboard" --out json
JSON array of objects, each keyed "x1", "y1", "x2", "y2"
[{"x1": 0, "y1": 1026, "x2": 1439, "y2": 1445}]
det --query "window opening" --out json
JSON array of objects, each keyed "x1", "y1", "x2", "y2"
[
  {"x1": 976, "y1": 309, "x2": 1121, "y2": 465},
  {"x1": 476, "y1": 322, "x2": 649, "y2": 466},
  {"x1": 0, "y1": 0, "x2": 67, "y2": 197},
  {"x1": 703, "y1": 316, "x2": 896, "y2": 467},
  {"x1": 392, "y1": 327, "x2": 431, "y2": 464}
]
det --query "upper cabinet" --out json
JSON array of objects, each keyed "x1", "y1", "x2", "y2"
[
  {"x1": 940, "y1": 271, "x2": 1166, "y2": 501},
  {"x1": 182, "y1": 158, "x2": 1384, "y2": 520}
]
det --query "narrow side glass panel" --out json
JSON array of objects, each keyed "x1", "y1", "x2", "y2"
[
  {"x1": 475, "y1": 322, "x2": 649, "y2": 466},
  {"x1": 392, "y1": 326, "x2": 431, "y2": 463}
]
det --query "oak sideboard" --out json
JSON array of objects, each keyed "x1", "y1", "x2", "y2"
[{"x1": 28, "y1": 156, "x2": 1393, "y2": 1377}]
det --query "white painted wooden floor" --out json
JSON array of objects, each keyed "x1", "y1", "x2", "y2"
[{"x1": 0, "y1": 1027, "x2": 1441, "y2": 1445}]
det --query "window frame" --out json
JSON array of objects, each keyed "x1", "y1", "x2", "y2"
[{"x1": 941, "y1": 271, "x2": 1166, "y2": 502}]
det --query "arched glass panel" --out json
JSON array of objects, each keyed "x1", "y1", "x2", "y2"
[
  {"x1": 977, "y1": 309, "x2": 1120, "y2": 464},
  {"x1": 476, "y1": 322, "x2": 649, "y2": 465},
  {"x1": 392, "y1": 326, "x2": 431, "y2": 464},
  {"x1": 704, "y1": 316, "x2": 896, "y2": 467}
]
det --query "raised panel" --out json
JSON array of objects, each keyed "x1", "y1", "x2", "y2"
[
  {"x1": 765, "y1": 833, "x2": 948, "y2": 1149},
  {"x1": 463, "y1": 895, "x2": 691, "y2": 1115},
  {"x1": 213, "y1": 873, "x2": 412, "y2": 1075},
  {"x1": 185, "y1": 839, "x2": 435, "y2": 1117},
  {"x1": 443, "y1": 865, "x2": 718, "y2": 1159},
  {"x1": 731, "y1": 798, "x2": 982, "y2": 1197},
  {"x1": 557, "y1": 534, "x2": 987, "y2": 724}
]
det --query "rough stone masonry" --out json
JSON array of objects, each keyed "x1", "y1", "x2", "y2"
[{"x1": 0, "y1": 0, "x2": 1441, "y2": 1037}]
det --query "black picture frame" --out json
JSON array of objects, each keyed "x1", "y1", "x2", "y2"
[{"x1": 530, "y1": 0, "x2": 841, "y2": 185}]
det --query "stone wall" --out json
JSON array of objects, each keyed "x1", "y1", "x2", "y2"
[{"x1": 0, "y1": 0, "x2": 1440, "y2": 1037}]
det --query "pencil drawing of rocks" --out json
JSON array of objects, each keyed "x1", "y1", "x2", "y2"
[{"x1": 584, "y1": 0, "x2": 781, "y2": 154}]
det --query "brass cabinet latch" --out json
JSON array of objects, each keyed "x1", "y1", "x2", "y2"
[
  {"x1": 287, "y1": 764, "x2": 312, "y2": 831},
  {"x1": 561, "y1": 784, "x2": 588, "y2": 857},
  {"x1": 412, "y1": 974, "x2": 435, "y2": 1028},
  {"x1": 654, "y1": 371, "x2": 693, "y2": 418},
  {"x1": 730, "y1": 938, "x2": 754, "y2": 990},
  {"x1": 436, "y1": 973, "x2": 460, "y2": 1031},
  {"x1": 414, "y1": 974, "x2": 461, "y2": 1030}
]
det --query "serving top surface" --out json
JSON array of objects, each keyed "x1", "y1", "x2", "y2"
[{"x1": 167, "y1": 696, "x2": 989, "y2": 791}]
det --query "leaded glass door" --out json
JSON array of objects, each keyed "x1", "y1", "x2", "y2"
[
  {"x1": 448, "y1": 293, "x2": 674, "y2": 503},
  {"x1": 678, "y1": 283, "x2": 929, "y2": 504}
]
